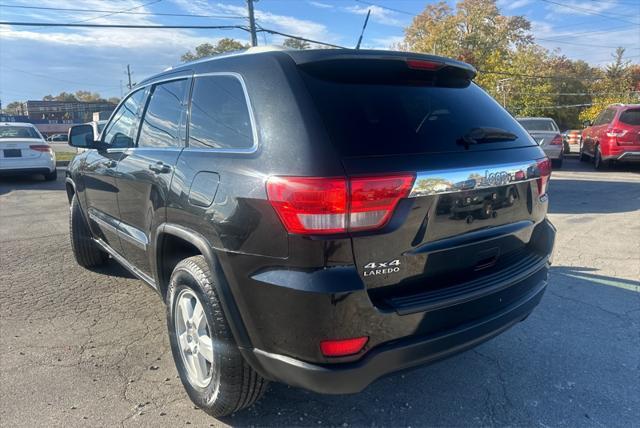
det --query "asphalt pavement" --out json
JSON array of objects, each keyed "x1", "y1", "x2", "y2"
[{"x1": 1, "y1": 157, "x2": 638, "y2": 427}]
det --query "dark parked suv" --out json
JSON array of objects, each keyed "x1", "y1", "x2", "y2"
[{"x1": 66, "y1": 48, "x2": 556, "y2": 417}]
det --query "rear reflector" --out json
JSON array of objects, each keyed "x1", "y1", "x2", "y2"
[
  {"x1": 406, "y1": 59, "x2": 444, "y2": 71},
  {"x1": 549, "y1": 134, "x2": 563, "y2": 145},
  {"x1": 536, "y1": 158, "x2": 552, "y2": 197},
  {"x1": 320, "y1": 337, "x2": 368, "y2": 357},
  {"x1": 29, "y1": 145, "x2": 52, "y2": 152},
  {"x1": 266, "y1": 174, "x2": 415, "y2": 235}
]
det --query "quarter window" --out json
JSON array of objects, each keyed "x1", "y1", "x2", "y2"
[
  {"x1": 188, "y1": 75, "x2": 254, "y2": 150},
  {"x1": 102, "y1": 89, "x2": 146, "y2": 148},
  {"x1": 138, "y1": 79, "x2": 188, "y2": 148}
]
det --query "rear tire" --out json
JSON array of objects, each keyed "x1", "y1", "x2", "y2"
[
  {"x1": 44, "y1": 169, "x2": 57, "y2": 181},
  {"x1": 69, "y1": 195, "x2": 107, "y2": 268},
  {"x1": 167, "y1": 255, "x2": 268, "y2": 417},
  {"x1": 594, "y1": 145, "x2": 607, "y2": 170},
  {"x1": 579, "y1": 149, "x2": 589, "y2": 162}
]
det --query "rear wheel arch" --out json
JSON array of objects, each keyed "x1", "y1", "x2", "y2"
[
  {"x1": 154, "y1": 224, "x2": 252, "y2": 349},
  {"x1": 65, "y1": 178, "x2": 76, "y2": 204}
]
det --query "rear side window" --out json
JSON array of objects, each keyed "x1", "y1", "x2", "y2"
[
  {"x1": 138, "y1": 79, "x2": 188, "y2": 148},
  {"x1": 102, "y1": 90, "x2": 146, "y2": 148},
  {"x1": 593, "y1": 108, "x2": 616, "y2": 126},
  {"x1": 301, "y1": 75, "x2": 534, "y2": 156},
  {"x1": 188, "y1": 75, "x2": 254, "y2": 150},
  {"x1": 619, "y1": 109, "x2": 640, "y2": 126}
]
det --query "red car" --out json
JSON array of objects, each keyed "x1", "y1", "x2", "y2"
[{"x1": 581, "y1": 104, "x2": 640, "y2": 169}]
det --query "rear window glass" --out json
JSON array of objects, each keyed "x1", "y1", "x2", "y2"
[
  {"x1": 301, "y1": 76, "x2": 534, "y2": 156},
  {"x1": 619, "y1": 109, "x2": 640, "y2": 126},
  {"x1": 518, "y1": 119, "x2": 558, "y2": 132},
  {"x1": 0, "y1": 126, "x2": 41, "y2": 139}
]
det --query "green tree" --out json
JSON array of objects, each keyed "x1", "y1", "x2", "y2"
[
  {"x1": 282, "y1": 37, "x2": 311, "y2": 50},
  {"x1": 401, "y1": 0, "x2": 533, "y2": 87},
  {"x1": 2, "y1": 101, "x2": 24, "y2": 115},
  {"x1": 606, "y1": 47, "x2": 630, "y2": 80},
  {"x1": 42, "y1": 92, "x2": 77, "y2": 102},
  {"x1": 579, "y1": 48, "x2": 638, "y2": 122},
  {"x1": 74, "y1": 90, "x2": 105, "y2": 102},
  {"x1": 181, "y1": 38, "x2": 249, "y2": 62}
]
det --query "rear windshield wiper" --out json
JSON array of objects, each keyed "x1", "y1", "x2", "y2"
[{"x1": 457, "y1": 127, "x2": 518, "y2": 149}]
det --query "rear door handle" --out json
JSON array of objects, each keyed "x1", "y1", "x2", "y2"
[{"x1": 148, "y1": 161, "x2": 171, "y2": 174}]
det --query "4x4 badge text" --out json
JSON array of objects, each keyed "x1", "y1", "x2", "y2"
[{"x1": 363, "y1": 259, "x2": 401, "y2": 276}]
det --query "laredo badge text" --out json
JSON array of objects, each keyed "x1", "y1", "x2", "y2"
[{"x1": 363, "y1": 259, "x2": 401, "y2": 277}]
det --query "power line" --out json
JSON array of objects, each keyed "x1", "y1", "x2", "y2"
[
  {"x1": 539, "y1": 24, "x2": 638, "y2": 39},
  {"x1": 506, "y1": 91, "x2": 639, "y2": 96},
  {"x1": 538, "y1": 0, "x2": 640, "y2": 26},
  {"x1": 0, "y1": 22, "x2": 247, "y2": 30},
  {"x1": 0, "y1": 3, "x2": 244, "y2": 19},
  {"x1": 353, "y1": 0, "x2": 414, "y2": 16},
  {"x1": 73, "y1": 0, "x2": 163, "y2": 24},
  {"x1": 536, "y1": 36, "x2": 640, "y2": 50},
  {"x1": 478, "y1": 69, "x2": 603, "y2": 80}
]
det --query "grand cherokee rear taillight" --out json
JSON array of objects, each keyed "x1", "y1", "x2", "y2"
[{"x1": 266, "y1": 174, "x2": 415, "y2": 235}]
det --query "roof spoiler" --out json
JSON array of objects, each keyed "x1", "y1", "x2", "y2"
[{"x1": 287, "y1": 49, "x2": 477, "y2": 81}]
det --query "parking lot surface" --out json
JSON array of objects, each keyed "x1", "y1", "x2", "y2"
[{"x1": 1, "y1": 157, "x2": 639, "y2": 427}]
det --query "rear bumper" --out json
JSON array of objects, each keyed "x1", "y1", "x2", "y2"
[
  {"x1": 604, "y1": 151, "x2": 640, "y2": 162},
  {"x1": 0, "y1": 166, "x2": 55, "y2": 176},
  {"x1": 542, "y1": 145, "x2": 562, "y2": 160},
  {"x1": 244, "y1": 275, "x2": 547, "y2": 394},
  {"x1": 0, "y1": 157, "x2": 55, "y2": 175}
]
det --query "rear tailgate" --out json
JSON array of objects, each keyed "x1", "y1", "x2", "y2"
[
  {"x1": 298, "y1": 55, "x2": 550, "y2": 306},
  {"x1": 616, "y1": 108, "x2": 640, "y2": 146},
  {"x1": 342, "y1": 149, "x2": 549, "y2": 298}
]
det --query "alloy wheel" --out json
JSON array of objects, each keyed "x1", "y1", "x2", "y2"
[{"x1": 174, "y1": 289, "x2": 215, "y2": 388}]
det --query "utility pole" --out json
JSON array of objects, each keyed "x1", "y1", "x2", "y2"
[
  {"x1": 496, "y1": 78, "x2": 512, "y2": 108},
  {"x1": 247, "y1": 0, "x2": 258, "y2": 47},
  {"x1": 126, "y1": 64, "x2": 133, "y2": 90}
]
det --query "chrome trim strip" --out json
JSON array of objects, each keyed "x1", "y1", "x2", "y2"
[
  {"x1": 409, "y1": 160, "x2": 541, "y2": 198},
  {"x1": 118, "y1": 221, "x2": 149, "y2": 251},
  {"x1": 93, "y1": 238, "x2": 157, "y2": 290},
  {"x1": 88, "y1": 210, "x2": 119, "y2": 234},
  {"x1": 88, "y1": 210, "x2": 148, "y2": 251},
  {"x1": 616, "y1": 151, "x2": 640, "y2": 160}
]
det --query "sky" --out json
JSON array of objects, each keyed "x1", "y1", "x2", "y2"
[{"x1": 0, "y1": 0, "x2": 639, "y2": 104}]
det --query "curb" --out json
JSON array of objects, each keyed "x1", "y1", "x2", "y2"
[{"x1": 56, "y1": 160, "x2": 70, "y2": 167}]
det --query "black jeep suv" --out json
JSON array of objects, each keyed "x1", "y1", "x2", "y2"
[{"x1": 66, "y1": 48, "x2": 555, "y2": 416}]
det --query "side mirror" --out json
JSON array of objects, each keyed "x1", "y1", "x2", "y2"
[
  {"x1": 582, "y1": 120, "x2": 592, "y2": 128},
  {"x1": 69, "y1": 124, "x2": 100, "y2": 149}
]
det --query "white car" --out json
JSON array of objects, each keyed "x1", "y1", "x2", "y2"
[{"x1": 0, "y1": 122, "x2": 57, "y2": 180}]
